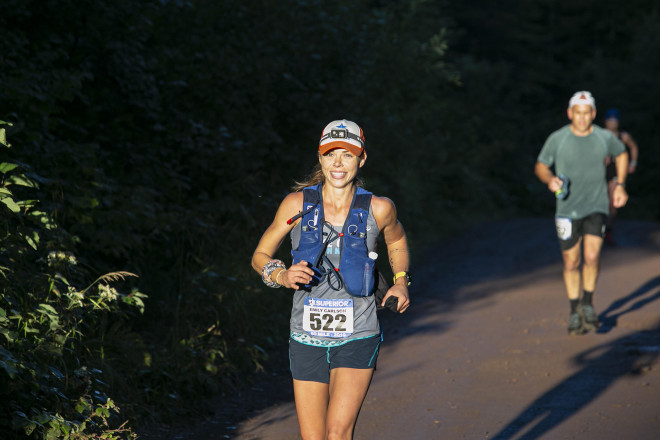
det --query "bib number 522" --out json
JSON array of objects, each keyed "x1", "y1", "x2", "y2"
[{"x1": 308, "y1": 313, "x2": 347, "y2": 332}]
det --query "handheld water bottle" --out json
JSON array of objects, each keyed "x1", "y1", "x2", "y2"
[{"x1": 555, "y1": 174, "x2": 569, "y2": 200}]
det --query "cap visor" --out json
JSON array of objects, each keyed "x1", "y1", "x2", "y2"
[{"x1": 319, "y1": 141, "x2": 363, "y2": 156}]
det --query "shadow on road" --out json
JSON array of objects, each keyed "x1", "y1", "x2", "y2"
[
  {"x1": 597, "y1": 275, "x2": 660, "y2": 334},
  {"x1": 491, "y1": 323, "x2": 660, "y2": 440},
  {"x1": 415, "y1": 219, "x2": 561, "y2": 301}
]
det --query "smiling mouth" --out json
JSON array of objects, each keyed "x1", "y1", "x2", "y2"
[{"x1": 330, "y1": 171, "x2": 347, "y2": 179}]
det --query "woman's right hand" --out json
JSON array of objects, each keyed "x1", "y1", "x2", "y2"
[{"x1": 279, "y1": 261, "x2": 315, "y2": 289}]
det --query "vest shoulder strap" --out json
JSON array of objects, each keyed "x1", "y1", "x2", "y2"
[
  {"x1": 353, "y1": 187, "x2": 372, "y2": 212},
  {"x1": 287, "y1": 184, "x2": 322, "y2": 225},
  {"x1": 302, "y1": 184, "x2": 322, "y2": 206}
]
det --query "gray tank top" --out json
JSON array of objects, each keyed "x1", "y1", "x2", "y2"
[{"x1": 289, "y1": 206, "x2": 380, "y2": 345}]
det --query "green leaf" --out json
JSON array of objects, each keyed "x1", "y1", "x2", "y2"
[
  {"x1": 0, "y1": 162, "x2": 19, "y2": 173},
  {"x1": 23, "y1": 231, "x2": 39, "y2": 250},
  {"x1": 17, "y1": 199, "x2": 39, "y2": 209},
  {"x1": 1, "y1": 197, "x2": 20, "y2": 213},
  {"x1": 24, "y1": 422, "x2": 37, "y2": 436},
  {"x1": 0, "y1": 128, "x2": 10, "y2": 148},
  {"x1": 45, "y1": 426, "x2": 59, "y2": 440},
  {"x1": 38, "y1": 303, "x2": 58, "y2": 315},
  {"x1": 75, "y1": 399, "x2": 91, "y2": 414},
  {"x1": 8, "y1": 174, "x2": 37, "y2": 188},
  {"x1": 28, "y1": 210, "x2": 57, "y2": 229},
  {"x1": 0, "y1": 329, "x2": 18, "y2": 343}
]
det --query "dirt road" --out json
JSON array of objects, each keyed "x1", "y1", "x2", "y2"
[{"x1": 146, "y1": 218, "x2": 660, "y2": 440}]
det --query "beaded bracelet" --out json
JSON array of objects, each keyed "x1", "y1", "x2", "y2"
[{"x1": 261, "y1": 259, "x2": 286, "y2": 288}]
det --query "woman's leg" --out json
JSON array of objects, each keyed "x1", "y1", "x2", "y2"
[
  {"x1": 293, "y1": 379, "x2": 330, "y2": 440},
  {"x1": 325, "y1": 367, "x2": 375, "y2": 440}
]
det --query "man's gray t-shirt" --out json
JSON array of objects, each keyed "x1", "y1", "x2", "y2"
[{"x1": 537, "y1": 124, "x2": 625, "y2": 219}]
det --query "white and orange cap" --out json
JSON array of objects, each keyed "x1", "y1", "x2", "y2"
[
  {"x1": 568, "y1": 91, "x2": 596, "y2": 109},
  {"x1": 319, "y1": 119, "x2": 365, "y2": 156}
]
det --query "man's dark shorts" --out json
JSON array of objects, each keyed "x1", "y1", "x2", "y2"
[
  {"x1": 555, "y1": 213, "x2": 606, "y2": 251},
  {"x1": 289, "y1": 335, "x2": 380, "y2": 384}
]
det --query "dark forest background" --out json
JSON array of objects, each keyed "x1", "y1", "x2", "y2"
[{"x1": 1, "y1": 0, "x2": 659, "y2": 438}]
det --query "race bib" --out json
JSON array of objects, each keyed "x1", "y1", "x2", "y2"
[
  {"x1": 555, "y1": 217, "x2": 572, "y2": 241},
  {"x1": 303, "y1": 297, "x2": 354, "y2": 338}
]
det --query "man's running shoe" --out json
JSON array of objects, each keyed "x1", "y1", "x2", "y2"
[
  {"x1": 567, "y1": 312, "x2": 584, "y2": 335},
  {"x1": 580, "y1": 304, "x2": 599, "y2": 330}
]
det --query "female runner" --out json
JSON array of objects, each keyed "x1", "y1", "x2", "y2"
[{"x1": 252, "y1": 119, "x2": 411, "y2": 440}]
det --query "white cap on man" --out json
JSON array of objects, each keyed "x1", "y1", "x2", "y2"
[{"x1": 568, "y1": 91, "x2": 596, "y2": 109}]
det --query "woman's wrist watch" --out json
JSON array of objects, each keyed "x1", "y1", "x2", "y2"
[{"x1": 393, "y1": 271, "x2": 412, "y2": 286}]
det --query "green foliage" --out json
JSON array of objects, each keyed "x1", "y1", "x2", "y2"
[{"x1": 1, "y1": 123, "x2": 142, "y2": 439}]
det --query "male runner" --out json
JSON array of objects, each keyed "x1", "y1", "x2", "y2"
[
  {"x1": 603, "y1": 108, "x2": 639, "y2": 244},
  {"x1": 534, "y1": 91, "x2": 628, "y2": 335}
]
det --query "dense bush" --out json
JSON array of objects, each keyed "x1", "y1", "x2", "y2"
[{"x1": 1, "y1": 122, "x2": 146, "y2": 438}]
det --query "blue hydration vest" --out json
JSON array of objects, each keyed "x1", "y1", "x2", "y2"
[{"x1": 289, "y1": 183, "x2": 376, "y2": 297}]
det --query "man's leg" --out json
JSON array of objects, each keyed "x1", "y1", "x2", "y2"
[
  {"x1": 582, "y1": 233, "x2": 603, "y2": 292},
  {"x1": 561, "y1": 237, "x2": 582, "y2": 300},
  {"x1": 580, "y1": 233, "x2": 604, "y2": 329},
  {"x1": 561, "y1": 238, "x2": 584, "y2": 334}
]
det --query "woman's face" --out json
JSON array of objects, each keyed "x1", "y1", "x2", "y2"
[{"x1": 318, "y1": 147, "x2": 366, "y2": 188}]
